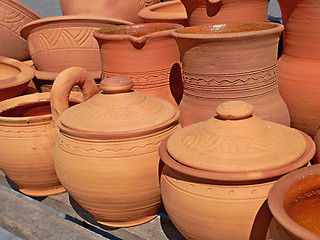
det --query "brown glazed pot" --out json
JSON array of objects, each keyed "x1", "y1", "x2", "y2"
[
  {"x1": 51, "y1": 67, "x2": 180, "y2": 227},
  {"x1": 277, "y1": 0, "x2": 320, "y2": 138},
  {"x1": 0, "y1": 91, "x2": 82, "y2": 196},
  {"x1": 180, "y1": 0, "x2": 268, "y2": 26},
  {"x1": 138, "y1": 0, "x2": 188, "y2": 26},
  {"x1": 93, "y1": 23, "x2": 184, "y2": 107},
  {"x1": 159, "y1": 101, "x2": 315, "y2": 240},
  {"x1": 59, "y1": 0, "x2": 160, "y2": 23},
  {"x1": 0, "y1": 56, "x2": 34, "y2": 101},
  {"x1": 0, "y1": 0, "x2": 41, "y2": 61},
  {"x1": 173, "y1": 22, "x2": 290, "y2": 127},
  {"x1": 267, "y1": 164, "x2": 320, "y2": 240}
]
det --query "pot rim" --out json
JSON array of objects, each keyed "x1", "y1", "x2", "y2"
[
  {"x1": 159, "y1": 130, "x2": 315, "y2": 181},
  {"x1": 20, "y1": 15, "x2": 133, "y2": 40},
  {"x1": 171, "y1": 22, "x2": 284, "y2": 40},
  {"x1": 268, "y1": 164, "x2": 320, "y2": 240}
]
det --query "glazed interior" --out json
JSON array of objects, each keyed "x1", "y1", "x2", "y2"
[{"x1": 0, "y1": 63, "x2": 20, "y2": 80}]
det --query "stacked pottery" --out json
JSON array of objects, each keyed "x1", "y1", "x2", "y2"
[
  {"x1": 93, "y1": 22, "x2": 184, "y2": 106},
  {"x1": 51, "y1": 67, "x2": 180, "y2": 227},
  {"x1": 159, "y1": 101, "x2": 315, "y2": 240},
  {"x1": 172, "y1": 22, "x2": 290, "y2": 127}
]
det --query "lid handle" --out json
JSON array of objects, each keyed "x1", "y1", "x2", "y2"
[
  {"x1": 50, "y1": 67, "x2": 98, "y2": 125},
  {"x1": 215, "y1": 101, "x2": 254, "y2": 120},
  {"x1": 100, "y1": 76, "x2": 134, "y2": 94}
]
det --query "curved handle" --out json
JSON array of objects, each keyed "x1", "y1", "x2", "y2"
[{"x1": 50, "y1": 67, "x2": 98, "y2": 125}]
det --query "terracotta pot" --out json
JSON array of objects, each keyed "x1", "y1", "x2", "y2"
[
  {"x1": 20, "y1": 16, "x2": 132, "y2": 78},
  {"x1": 180, "y1": 0, "x2": 269, "y2": 26},
  {"x1": 51, "y1": 67, "x2": 180, "y2": 227},
  {"x1": 277, "y1": 0, "x2": 300, "y2": 25},
  {"x1": 0, "y1": 56, "x2": 34, "y2": 101},
  {"x1": 0, "y1": 91, "x2": 82, "y2": 196},
  {"x1": 0, "y1": 0, "x2": 41, "y2": 61},
  {"x1": 138, "y1": 0, "x2": 188, "y2": 26},
  {"x1": 277, "y1": 0, "x2": 320, "y2": 138},
  {"x1": 172, "y1": 22, "x2": 290, "y2": 127},
  {"x1": 267, "y1": 164, "x2": 320, "y2": 239},
  {"x1": 159, "y1": 101, "x2": 315, "y2": 240},
  {"x1": 59, "y1": 0, "x2": 160, "y2": 24},
  {"x1": 93, "y1": 23, "x2": 184, "y2": 107}
]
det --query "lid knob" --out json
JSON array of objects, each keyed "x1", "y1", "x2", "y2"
[
  {"x1": 100, "y1": 76, "x2": 134, "y2": 94},
  {"x1": 215, "y1": 101, "x2": 254, "y2": 120}
]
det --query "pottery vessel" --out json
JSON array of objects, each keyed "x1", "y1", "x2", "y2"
[
  {"x1": 159, "y1": 101, "x2": 315, "y2": 240},
  {"x1": 267, "y1": 164, "x2": 320, "y2": 239},
  {"x1": 277, "y1": 0, "x2": 300, "y2": 25},
  {"x1": 180, "y1": 0, "x2": 268, "y2": 26},
  {"x1": 172, "y1": 22, "x2": 290, "y2": 127},
  {"x1": 20, "y1": 16, "x2": 132, "y2": 81},
  {"x1": 0, "y1": 56, "x2": 34, "y2": 101},
  {"x1": 0, "y1": 0, "x2": 41, "y2": 61},
  {"x1": 277, "y1": 0, "x2": 320, "y2": 138},
  {"x1": 138, "y1": 0, "x2": 188, "y2": 26},
  {"x1": 0, "y1": 91, "x2": 82, "y2": 196},
  {"x1": 93, "y1": 23, "x2": 184, "y2": 107},
  {"x1": 59, "y1": 0, "x2": 160, "y2": 24},
  {"x1": 51, "y1": 67, "x2": 180, "y2": 227}
]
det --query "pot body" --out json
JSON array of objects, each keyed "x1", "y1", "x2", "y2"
[
  {"x1": 180, "y1": 0, "x2": 268, "y2": 26},
  {"x1": 277, "y1": 0, "x2": 300, "y2": 25}
]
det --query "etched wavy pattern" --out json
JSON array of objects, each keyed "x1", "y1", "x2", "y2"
[{"x1": 138, "y1": 0, "x2": 158, "y2": 7}]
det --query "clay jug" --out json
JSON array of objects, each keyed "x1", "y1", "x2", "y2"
[
  {"x1": 180, "y1": 0, "x2": 269, "y2": 26},
  {"x1": 159, "y1": 101, "x2": 315, "y2": 240},
  {"x1": 172, "y1": 22, "x2": 290, "y2": 127},
  {"x1": 51, "y1": 67, "x2": 180, "y2": 227},
  {"x1": 277, "y1": 0, "x2": 320, "y2": 138},
  {"x1": 93, "y1": 23, "x2": 184, "y2": 107}
]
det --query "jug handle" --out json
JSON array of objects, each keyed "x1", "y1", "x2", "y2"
[{"x1": 50, "y1": 67, "x2": 98, "y2": 125}]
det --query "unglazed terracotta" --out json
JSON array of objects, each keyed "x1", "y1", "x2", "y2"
[
  {"x1": 59, "y1": 0, "x2": 160, "y2": 23},
  {"x1": 0, "y1": 56, "x2": 34, "y2": 101},
  {"x1": 267, "y1": 164, "x2": 320, "y2": 240},
  {"x1": 93, "y1": 23, "x2": 184, "y2": 106},
  {"x1": 172, "y1": 22, "x2": 290, "y2": 127},
  {"x1": 0, "y1": 91, "x2": 82, "y2": 196},
  {"x1": 0, "y1": 0, "x2": 41, "y2": 61},
  {"x1": 20, "y1": 16, "x2": 132, "y2": 76},
  {"x1": 159, "y1": 101, "x2": 315, "y2": 240},
  {"x1": 138, "y1": 0, "x2": 188, "y2": 26},
  {"x1": 277, "y1": 0, "x2": 300, "y2": 25},
  {"x1": 51, "y1": 67, "x2": 180, "y2": 227},
  {"x1": 180, "y1": 0, "x2": 268, "y2": 26},
  {"x1": 278, "y1": 0, "x2": 320, "y2": 138}
]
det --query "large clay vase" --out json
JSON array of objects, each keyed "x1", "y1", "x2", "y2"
[
  {"x1": 173, "y1": 22, "x2": 290, "y2": 127},
  {"x1": 180, "y1": 0, "x2": 268, "y2": 26},
  {"x1": 159, "y1": 101, "x2": 315, "y2": 240},
  {"x1": 277, "y1": 0, "x2": 320, "y2": 138},
  {"x1": 59, "y1": 0, "x2": 160, "y2": 23},
  {"x1": 267, "y1": 164, "x2": 320, "y2": 239},
  {"x1": 277, "y1": 0, "x2": 300, "y2": 25},
  {"x1": 93, "y1": 23, "x2": 184, "y2": 107},
  {"x1": 51, "y1": 67, "x2": 180, "y2": 227}
]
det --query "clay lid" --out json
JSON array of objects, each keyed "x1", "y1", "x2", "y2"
[
  {"x1": 167, "y1": 101, "x2": 307, "y2": 172},
  {"x1": 58, "y1": 76, "x2": 179, "y2": 138}
]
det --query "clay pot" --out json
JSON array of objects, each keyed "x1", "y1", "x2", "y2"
[
  {"x1": 138, "y1": 0, "x2": 188, "y2": 26},
  {"x1": 277, "y1": 0, "x2": 320, "y2": 138},
  {"x1": 173, "y1": 22, "x2": 290, "y2": 127},
  {"x1": 0, "y1": 0, "x2": 41, "y2": 61},
  {"x1": 59, "y1": 0, "x2": 160, "y2": 24},
  {"x1": 159, "y1": 101, "x2": 315, "y2": 240},
  {"x1": 0, "y1": 56, "x2": 34, "y2": 101},
  {"x1": 180, "y1": 0, "x2": 269, "y2": 26},
  {"x1": 93, "y1": 23, "x2": 184, "y2": 107},
  {"x1": 51, "y1": 67, "x2": 180, "y2": 227},
  {"x1": 0, "y1": 91, "x2": 82, "y2": 196},
  {"x1": 267, "y1": 164, "x2": 320, "y2": 239},
  {"x1": 277, "y1": 0, "x2": 300, "y2": 25},
  {"x1": 19, "y1": 16, "x2": 132, "y2": 81}
]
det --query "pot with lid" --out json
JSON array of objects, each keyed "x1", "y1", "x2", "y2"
[{"x1": 159, "y1": 100, "x2": 315, "y2": 240}]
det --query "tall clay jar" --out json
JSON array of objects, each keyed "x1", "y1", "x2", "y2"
[
  {"x1": 180, "y1": 0, "x2": 269, "y2": 26},
  {"x1": 93, "y1": 23, "x2": 184, "y2": 107},
  {"x1": 277, "y1": 0, "x2": 320, "y2": 138},
  {"x1": 172, "y1": 22, "x2": 290, "y2": 127}
]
